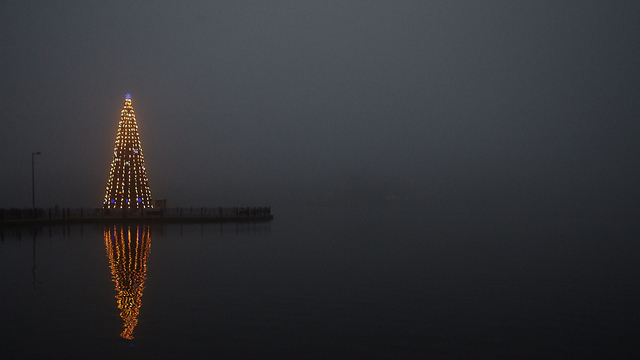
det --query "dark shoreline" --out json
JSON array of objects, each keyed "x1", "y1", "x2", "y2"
[
  {"x1": 0, "y1": 207, "x2": 273, "y2": 227},
  {"x1": 0, "y1": 215, "x2": 274, "y2": 227}
]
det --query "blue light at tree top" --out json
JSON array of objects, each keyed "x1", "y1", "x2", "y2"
[{"x1": 125, "y1": 93, "x2": 131, "y2": 99}]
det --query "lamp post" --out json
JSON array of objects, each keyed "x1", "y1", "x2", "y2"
[{"x1": 32, "y1": 152, "x2": 41, "y2": 218}]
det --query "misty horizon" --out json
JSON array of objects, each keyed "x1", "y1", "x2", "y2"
[{"x1": 1, "y1": 2, "x2": 638, "y2": 212}]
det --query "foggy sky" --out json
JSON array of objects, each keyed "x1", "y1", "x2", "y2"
[{"x1": 1, "y1": 1, "x2": 638, "y2": 211}]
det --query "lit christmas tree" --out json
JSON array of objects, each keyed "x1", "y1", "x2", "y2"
[{"x1": 103, "y1": 94, "x2": 153, "y2": 209}]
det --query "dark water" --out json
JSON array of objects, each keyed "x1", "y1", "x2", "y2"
[{"x1": 1, "y1": 207, "x2": 638, "y2": 359}]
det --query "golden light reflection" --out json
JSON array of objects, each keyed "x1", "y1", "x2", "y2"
[{"x1": 104, "y1": 224, "x2": 151, "y2": 339}]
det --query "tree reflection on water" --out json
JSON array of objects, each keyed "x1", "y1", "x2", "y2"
[{"x1": 104, "y1": 224, "x2": 151, "y2": 339}]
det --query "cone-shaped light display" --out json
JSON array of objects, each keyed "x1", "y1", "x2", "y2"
[{"x1": 103, "y1": 94, "x2": 153, "y2": 209}]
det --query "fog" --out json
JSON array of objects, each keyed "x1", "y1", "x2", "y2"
[{"x1": 1, "y1": 1, "x2": 638, "y2": 212}]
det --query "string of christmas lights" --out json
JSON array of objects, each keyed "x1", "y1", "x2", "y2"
[{"x1": 103, "y1": 94, "x2": 153, "y2": 209}]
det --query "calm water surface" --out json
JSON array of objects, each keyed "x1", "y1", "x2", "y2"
[{"x1": 1, "y1": 207, "x2": 638, "y2": 358}]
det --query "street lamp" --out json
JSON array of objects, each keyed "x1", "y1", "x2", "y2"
[{"x1": 32, "y1": 152, "x2": 41, "y2": 217}]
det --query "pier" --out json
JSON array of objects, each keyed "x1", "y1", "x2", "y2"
[{"x1": 0, "y1": 207, "x2": 273, "y2": 227}]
